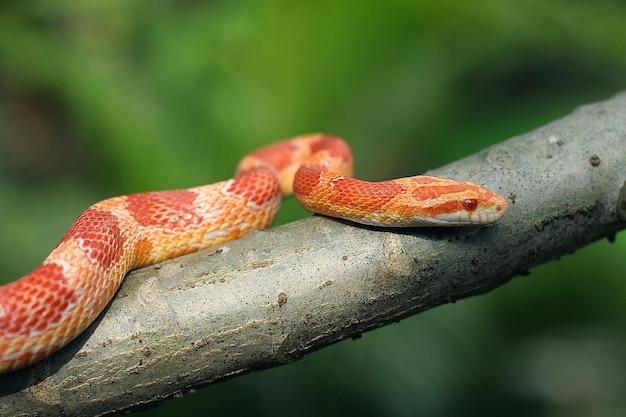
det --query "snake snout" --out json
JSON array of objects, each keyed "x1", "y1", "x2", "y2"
[{"x1": 478, "y1": 193, "x2": 508, "y2": 224}]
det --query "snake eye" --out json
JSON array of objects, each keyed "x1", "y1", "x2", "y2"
[{"x1": 462, "y1": 198, "x2": 478, "y2": 212}]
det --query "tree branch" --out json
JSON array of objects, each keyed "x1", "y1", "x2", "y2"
[{"x1": 2, "y1": 92, "x2": 626, "y2": 417}]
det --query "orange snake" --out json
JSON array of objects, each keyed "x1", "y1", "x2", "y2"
[{"x1": 0, "y1": 134, "x2": 507, "y2": 373}]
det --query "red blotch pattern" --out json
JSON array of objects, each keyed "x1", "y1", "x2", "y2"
[
  {"x1": 292, "y1": 166, "x2": 321, "y2": 197},
  {"x1": 226, "y1": 167, "x2": 281, "y2": 207},
  {"x1": 126, "y1": 189, "x2": 199, "y2": 229},
  {"x1": 60, "y1": 207, "x2": 124, "y2": 269},
  {"x1": 0, "y1": 262, "x2": 76, "y2": 337}
]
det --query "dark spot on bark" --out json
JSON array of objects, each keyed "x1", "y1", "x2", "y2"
[
  {"x1": 251, "y1": 260, "x2": 273, "y2": 269},
  {"x1": 470, "y1": 258, "x2": 480, "y2": 274},
  {"x1": 300, "y1": 313, "x2": 315, "y2": 325},
  {"x1": 278, "y1": 292, "x2": 288, "y2": 306},
  {"x1": 318, "y1": 280, "x2": 333, "y2": 289}
]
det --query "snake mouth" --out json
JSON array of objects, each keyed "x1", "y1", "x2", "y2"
[
  {"x1": 478, "y1": 194, "x2": 508, "y2": 224},
  {"x1": 434, "y1": 192, "x2": 509, "y2": 226},
  {"x1": 429, "y1": 194, "x2": 508, "y2": 226}
]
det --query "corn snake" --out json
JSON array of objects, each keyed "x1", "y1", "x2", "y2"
[{"x1": 0, "y1": 134, "x2": 507, "y2": 373}]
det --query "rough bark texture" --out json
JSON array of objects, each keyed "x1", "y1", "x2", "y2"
[{"x1": 1, "y1": 92, "x2": 626, "y2": 417}]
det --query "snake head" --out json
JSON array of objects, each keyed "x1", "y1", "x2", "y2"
[{"x1": 398, "y1": 176, "x2": 508, "y2": 226}]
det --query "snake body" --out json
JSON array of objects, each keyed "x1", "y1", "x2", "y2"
[{"x1": 0, "y1": 134, "x2": 507, "y2": 373}]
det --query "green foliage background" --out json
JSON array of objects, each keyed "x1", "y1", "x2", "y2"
[{"x1": 1, "y1": 1, "x2": 625, "y2": 416}]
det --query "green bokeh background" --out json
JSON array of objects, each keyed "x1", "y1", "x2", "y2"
[{"x1": 1, "y1": 1, "x2": 626, "y2": 416}]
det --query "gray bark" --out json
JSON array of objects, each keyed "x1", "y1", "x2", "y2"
[{"x1": 1, "y1": 92, "x2": 626, "y2": 417}]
